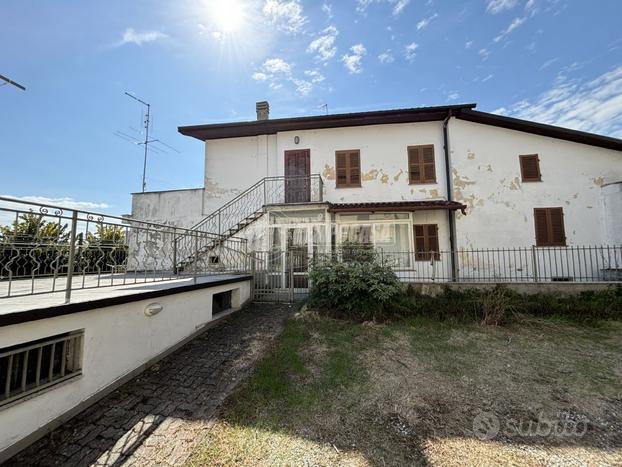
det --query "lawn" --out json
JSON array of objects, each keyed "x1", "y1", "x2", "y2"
[{"x1": 186, "y1": 311, "x2": 622, "y2": 466}]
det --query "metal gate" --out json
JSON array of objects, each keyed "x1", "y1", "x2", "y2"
[{"x1": 251, "y1": 250, "x2": 309, "y2": 302}]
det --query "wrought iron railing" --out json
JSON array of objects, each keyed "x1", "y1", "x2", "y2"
[
  {"x1": 0, "y1": 196, "x2": 250, "y2": 301},
  {"x1": 177, "y1": 174, "x2": 323, "y2": 270},
  {"x1": 250, "y1": 244, "x2": 622, "y2": 299},
  {"x1": 191, "y1": 174, "x2": 324, "y2": 238}
]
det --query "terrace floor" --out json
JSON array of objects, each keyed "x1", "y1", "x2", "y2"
[
  {"x1": 0, "y1": 273, "x2": 246, "y2": 316},
  {"x1": 5, "y1": 302, "x2": 293, "y2": 466}
]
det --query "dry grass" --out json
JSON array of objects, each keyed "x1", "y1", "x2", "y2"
[{"x1": 186, "y1": 312, "x2": 622, "y2": 466}]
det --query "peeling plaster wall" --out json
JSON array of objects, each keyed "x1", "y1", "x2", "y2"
[
  {"x1": 450, "y1": 119, "x2": 622, "y2": 249},
  {"x1": 277, "y1": 122, "x2": 448, "y2": 203},
  {"x1": 204, "y1": 135, "x2": 277, "y2": 215},
  {"x1": 130, "y1": 188, "x2": 204, "y2": 228},
  {"x1": 201, "y1": 122, "x2": 448, "y2": 210}
]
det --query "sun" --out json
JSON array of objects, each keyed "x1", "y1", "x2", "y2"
[{"x1": 209, "y1": 0, "x2": 245, "y2": 33}]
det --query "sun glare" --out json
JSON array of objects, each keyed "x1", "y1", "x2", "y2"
[{"x1": 210, "y1": 0, "x2": 245, "y2": 33}]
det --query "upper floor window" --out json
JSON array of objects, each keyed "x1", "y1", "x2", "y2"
[
  {"x1": 408, "y1": 145, "x2": 436, "y2": 184},
  {"x1": 335, "y1": 150, "x2": 361, "y2": 188},
  {"x1": 534, "y1": 207, "x2": 566, "y2": 246},
  {"x1": 520, "y1": 154, "x2": 541, "y2": 182}
]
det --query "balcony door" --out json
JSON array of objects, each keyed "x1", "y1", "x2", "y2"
[{"x1": 284, "y1": 149, "x2": 311, "y2": 203}]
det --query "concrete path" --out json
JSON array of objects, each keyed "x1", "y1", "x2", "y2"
[{"x1": 6, "y1": 303, "x2": 292, "y2": 466}]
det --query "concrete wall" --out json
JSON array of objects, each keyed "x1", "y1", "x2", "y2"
[
  {"x1": 601, "y1": 182, "x2": 622, "y2": 245},
  {"x1": 131, "y1": 188, "x2": 204, "y2": 228},
  {"x1": 0, "y1": 280, "x2": 251, "y2": 459},
  {"x1": 203, "y1": 122, "x2": 447, "y2": 208},
  {"x1": 450, "y1": 119, "x2": 622, "y2": 248}
]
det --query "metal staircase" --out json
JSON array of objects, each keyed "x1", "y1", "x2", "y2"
[{"x1": 175, "y1": 174, "x2": 323, "y2": 271}]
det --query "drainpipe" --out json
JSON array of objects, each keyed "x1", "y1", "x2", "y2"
[{"x1": 443, "y1": 111, "x2": 458, "y2": 282}]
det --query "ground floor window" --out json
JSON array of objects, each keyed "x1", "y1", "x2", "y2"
[
  {"x1": 339, "y1": 222, "x2": 411, "y2": 267},
  {"x1": 413, "y1": 224, "x2": 440, "y2": 261}
]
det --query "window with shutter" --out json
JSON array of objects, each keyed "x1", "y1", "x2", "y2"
[
  {"x1": 408, "y1": 145, "x2": 436, "y2": 184},
  {"x1": 413, "y1": 224, "x2": 441, "y2": 261},
  {"x1": 335, "y1": 150, "x2": 361, "y2": 188},
  {"x1": 520, "y1": 154, "x2": 541, "y2": 182},
  {"x1": 533, "y1": 207, "x2": 566, "y2": 246}
]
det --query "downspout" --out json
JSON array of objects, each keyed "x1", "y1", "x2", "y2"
[{"x1": 443, "y1": 111, "x2": 458, "y2": 282}]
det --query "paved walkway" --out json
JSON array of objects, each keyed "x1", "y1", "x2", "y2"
[{"x1": 6, "y1": 303, "x2": 292, "y2": 466}]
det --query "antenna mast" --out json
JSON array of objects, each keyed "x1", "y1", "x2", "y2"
[{"x1": 125, "y1": 92, "x2": 151, "y2": 192}]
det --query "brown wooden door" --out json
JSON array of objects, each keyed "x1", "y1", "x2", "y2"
[{"x1": 284, "y1": 149, "x2": 311, "y2": 203}]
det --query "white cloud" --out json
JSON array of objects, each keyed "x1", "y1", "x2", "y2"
[
  {"x1": 540, "y1": 57, "x2": 559, "y2": 70},
  {"x1": 322, "y1": 2, "x2": 333, "y2": 18},
  {"x1": 486, "y1": 0, "x2": 518, "y2": 14},
  {"x1": 291, "y1": 78, "x2": 313, "y2": 96},
  {"x1": 1, "y1": 196, "x2": 110, "y2": 212},
  {"x1": 252, "y1": 58, "x2": 292, "y2": 87},
  {"x1": 495, "y1": 65, "x2": 622, "y2": 138},
  {"x1": 307, "y1": 25, "x2": 338, "y2": 61},
  {"x1": 482, "y1": 74, "x2": 494, "y2": 82},
  {"x1": 405, "y1": 42, "x2": 419, "y2": 62},
  {"x1": 378, "y1": 50, "x2": 395, "y2": 64},
  {"x1": 120, "y1": 28, "x2": 167, "y2": 46},
  {"x1": 494, "y1": 16, "x2": 527, "y2": 42},
  {"x1": 252, "y1": 72, "x2": 269, "y2": 81},
  {"x1": 447, "y1": 92, "x2": 460, "y2": 101},
  {"x1": 416, "y1": 13, "x2": 438, "y2": 30},
  {"x1": 525, "y1": 0, "x2": 537, "y2": 12},
  {"x1": 341, "y1": 43, "x2": 367, "y2": 74},
  {"x1": 304, "y1": 69, "x2": 325, "y2": 83},
  {"x1": 479, "y1": 48, "x2": 491, "y2": 60},
  {"x1": 253, "y1": 58, "x2": 324, "y2": 97},
  {"x1": 263, "y1": 58, "x2": 292, "y2": 74},
  {"x1": 392, "y1": 0, "x2": 410, "y2": 15},
  {"x1": 355, "y1": 0, "x2": 410, "y2": 15},
  {"x1": 263, "y1": 0, "x2": 307, "y2": 34},
  {"x1": 465, "y1": 40, "x2": 474, "y2": 49}
]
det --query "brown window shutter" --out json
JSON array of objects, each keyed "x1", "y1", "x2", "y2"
[
  {"x1": 336, "y1": 151, "x2": 348, "y2": 187},
  {"x1": 534, "y1": 207, "x2": 566, "y2": 246},
  {"x1": 549, "y1": 208, "x2": 565, "y2": 245},
  {"x1": 349, "y1": 151, "x2": 361, "y2": 186},
  {"x1": 413, "y1": 224, "x2": 440, "y2": 261},
  {"x1": 336, "y1": 150, "x2": 361, "y2": 187},
  {"x1": 520, "y1": 154, "x2": 541, "y2": 182},
  {"x1": 408, "y1": 145, "x2": 436, "y2": 183}
]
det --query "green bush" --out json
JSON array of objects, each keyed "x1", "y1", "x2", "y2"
[{"x1": 307, "y1": 254, "x2": 403, "y2": 321}]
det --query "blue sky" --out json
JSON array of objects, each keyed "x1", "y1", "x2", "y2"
[{"x1": 1, "y1": 0, "x2": 621, "y2": 216}]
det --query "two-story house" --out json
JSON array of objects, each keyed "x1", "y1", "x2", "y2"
[{"x1": 131, "y1": 102, "x2": 622, "y2": 283}]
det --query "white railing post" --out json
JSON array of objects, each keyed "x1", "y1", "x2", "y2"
[{"x1": 64, "y1": 210, "x2": 78, "y2": 303}]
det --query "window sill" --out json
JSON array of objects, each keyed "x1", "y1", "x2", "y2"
[
  {"x1": 335, "y1": 185, "x2": 362, "y2": 189},
  {"x1": 408, "y1": 181, "x2": 437, "y2": 185}
]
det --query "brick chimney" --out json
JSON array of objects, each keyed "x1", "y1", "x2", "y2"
[{"x1": 256, "y1": 101, "x2": 269, "y2": 121}]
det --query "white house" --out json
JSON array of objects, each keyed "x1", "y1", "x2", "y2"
[{"x1": 131, "y1": 102, "x2": 622, "y2": 282}]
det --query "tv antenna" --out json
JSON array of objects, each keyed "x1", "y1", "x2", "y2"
[
  {"x1": 319, "y1": 103, "x2": 328, "y2": 115},
  {"x1": 0, "y1": 74, "x2": 26, "y2": 91},
  {"x1": 116, "y1": 92, "x2": 179, "y2": 192}
]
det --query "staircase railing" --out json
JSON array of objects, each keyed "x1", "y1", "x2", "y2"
[
  {"x1": 195, "y1": 174, "x2": 323, "y2": 237},
  {"x1": 175, "y1": 174, "x2": 323, "y2": 269}
]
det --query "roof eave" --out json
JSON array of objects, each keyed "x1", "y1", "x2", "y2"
[
  {"x1": 178, "y1": 103, "x2": 476, "y2": 141},
  {"x1": 457, "y1": 110, "x2": 622, "y2": 151}
]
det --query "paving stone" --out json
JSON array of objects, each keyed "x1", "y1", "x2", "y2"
[{"x1": 6, "y1": 303, "x2": 292, "y2": 466}]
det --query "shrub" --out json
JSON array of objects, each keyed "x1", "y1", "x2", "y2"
[
  {"x1": 404, "y1": 284, "x2": 622, "y2": 325},
  {"x1": 479, "y1": 284, "x2": 517, "y2": 326},
  {"x1": 307, "y1": 254, "x2": 403, "y2": 321}
]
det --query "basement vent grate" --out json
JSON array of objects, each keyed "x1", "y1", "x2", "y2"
[{"x1": 0, "y1": 330, "x2": 84, "y2": 408}]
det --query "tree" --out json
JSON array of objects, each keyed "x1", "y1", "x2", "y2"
[
  {"x1": 86, "y1": 224, "x2": 126, "y2": 246},
  {"x1": 0, "y1": 213, "x2": 68, "y2": 243}
]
